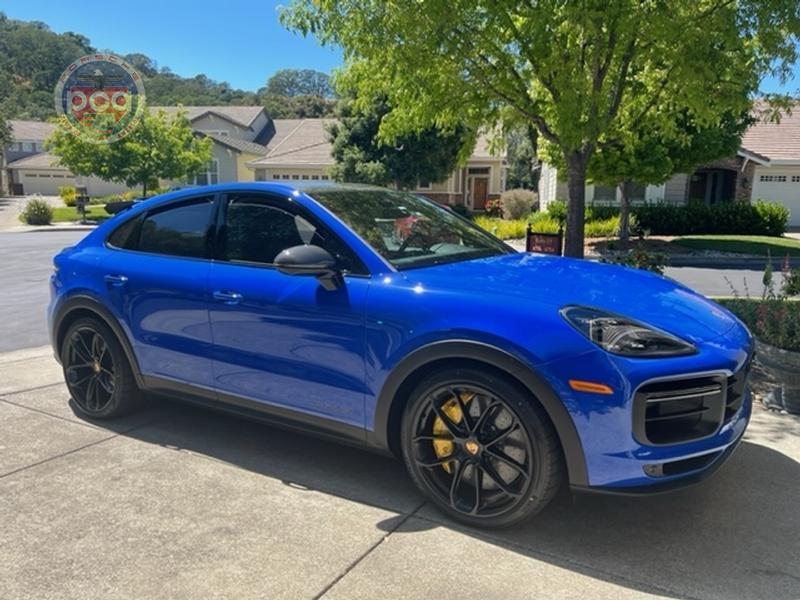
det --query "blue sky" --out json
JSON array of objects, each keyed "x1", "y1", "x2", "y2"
[
  {"x1": 1, "y1": 0, "x2": 797, "y2": 95},
  {"x1": 0, "y1": 0, "x2": 343, "y2": 91}
]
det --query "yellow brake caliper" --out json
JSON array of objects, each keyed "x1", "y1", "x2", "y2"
[{"x1": 432, "y1": 392, "x2": 475, "y2": 473}]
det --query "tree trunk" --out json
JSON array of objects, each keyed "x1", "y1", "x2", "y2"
[
  {"x1": 618, "y1": 180, "x2": 631, "y2": 243},
  {"x1": 526, "y1": 124, "x2": 540, "y2": 193},
  {"x1": 564, "y1": 151, "x2": 588, "y2": 258},
  {"x1": 142, "y1": 180, "x2": 148, "y2": 198}
]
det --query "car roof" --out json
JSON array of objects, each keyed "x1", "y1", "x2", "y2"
[{"x1": 148, "y1": 181, "x2": 389, "y2": 203}]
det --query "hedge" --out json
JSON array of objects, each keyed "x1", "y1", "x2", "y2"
[{"x1": 632, "y1": 200, "x2": 788, "y2": 237}]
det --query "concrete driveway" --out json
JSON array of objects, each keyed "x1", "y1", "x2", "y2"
[{"x1": 1, "y1": 347, "x2": 799, "y2": 599}]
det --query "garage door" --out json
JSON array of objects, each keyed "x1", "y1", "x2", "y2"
[
  {"x1": 18, "y1": 171, "x2": 75, "y2": 195},
  {"x1": 752, "y1": 173, "x2": 800, "y2": 227}
]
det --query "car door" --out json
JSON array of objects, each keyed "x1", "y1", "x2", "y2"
[
  {"x1": 207, "y1": 192, "x2": 370, "y2": 429},
  {"x1": 102, "y1": 195, "x2": 216, "y2": 389}
]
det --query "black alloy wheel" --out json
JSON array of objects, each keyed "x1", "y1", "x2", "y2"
[
  {"x1": 61, "y1": 317, "x2": 144, "y2": 419},
  {"x1": 402, "y1": 367, "x2": 563, "y2": 528}
]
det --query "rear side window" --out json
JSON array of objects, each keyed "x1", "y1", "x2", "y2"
[
  {"x1": 106, "y1": 214, "x2": 143, "y2": 250},
  {"x1": 138, "y1": 197, "x2": 215, "y2": 258}
]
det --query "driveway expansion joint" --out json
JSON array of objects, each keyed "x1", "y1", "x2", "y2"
[{"x1": 313, "y1": 500, "x2": 427, "y2": 599}]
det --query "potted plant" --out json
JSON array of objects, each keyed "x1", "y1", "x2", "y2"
[{"x1": 718, "y1": 264, "x2": 800, "y2": 414}]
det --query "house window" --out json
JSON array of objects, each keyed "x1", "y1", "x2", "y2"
[
  {"x1": 760, "y1": 174, "x2": 787, "y2": 182},
  {"x1": 255, "y1": 169, "x2": 266, "y2": 182},
  {"x1": 792, "y1": 175, "x2": 800, "y2": 183},
  {"x1": 292, "y1": 175, "x2": 299, "y2": 180},
  {"x1": 194, "y1": 159, "x2": 219, "y2": 186},
  {"x1": 418, "y1": 180, "x2": 432, "y2": 190},
  {"x1": 311, "y1": 175, "x2": 319, "y2": 180},
  {"x1": 468, "y1": 167, "x2": 491, "y2": 175},
  {"x1": 593, "y1": 185, "x2": 616, "y2": 203},
  {"x1": 302, "y1": 175, "x2": 309, "y2": 180},
  {"x1": 282, "y1": 174, "x2": 291, "y2": 180},
  {"x1": 321, "y1": 175, "x2": 329, "y2": 180}
]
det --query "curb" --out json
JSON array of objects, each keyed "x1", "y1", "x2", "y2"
[{"x1": 3, "y1": 225, "x2": 97, "y2": 233}]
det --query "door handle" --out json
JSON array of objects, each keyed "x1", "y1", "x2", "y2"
[
  {"x1": 212, "y1": 290, "x2": 243, "y2": 305},
  {"x1": 104, "y1": 274, "x2": 128, "y2": 287}
]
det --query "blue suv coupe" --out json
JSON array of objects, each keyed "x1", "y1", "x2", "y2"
[{"x1": 49, "y1": 183, "x2": 752, "y2": 528}]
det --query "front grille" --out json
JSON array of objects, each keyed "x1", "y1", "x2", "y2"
[{"x1": 633, "y1": 375, "x2": 728, "y2": 445}]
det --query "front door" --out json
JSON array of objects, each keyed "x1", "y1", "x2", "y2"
[
  {"x1": 472, "y1": 177, "x2": 489, "y2": 210},
  {"x1": 207, "y1": 192, "x2": 370, "y2": 429}
]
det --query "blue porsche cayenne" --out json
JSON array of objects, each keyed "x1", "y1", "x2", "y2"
[{"x1": 49, "y1": 182, "x2": 752, "y2": 527}]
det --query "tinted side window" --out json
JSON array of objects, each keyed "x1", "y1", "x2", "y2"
[
  {"x1": 138, "y1": 198, "x2": 215, "y2": 258},
  {"x1": 107, "y1": 214, "x2": 143, "y2": 250},
  {"x1": 223, "y1": 196, "x2": 364, "y2": 273}
]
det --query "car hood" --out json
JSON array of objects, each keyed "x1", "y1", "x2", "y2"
[{"x1": 404, "y1": 253, "x2": 740, "y2": 344}]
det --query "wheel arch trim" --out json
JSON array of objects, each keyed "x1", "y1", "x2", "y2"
[
  {"x1": 52, "y1": 294, "x2": 146, "y2": 388},
  {"x1": 369, "y1": 340, "x2": 589, "y2": 487}
]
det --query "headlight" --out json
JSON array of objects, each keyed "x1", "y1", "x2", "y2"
[{"x1": 560, "y1": 306, "x2": 696, "y2": 357}]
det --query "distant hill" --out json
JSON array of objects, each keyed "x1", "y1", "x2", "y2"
[{"x1": 0, "y1": 12, "x2": 262, "y2": 120}]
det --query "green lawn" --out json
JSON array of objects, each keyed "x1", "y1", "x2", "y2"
[
  {"x1": 51, "y1": 205, "x2": 111, "y2": 223},
  {"x1": 671, "y1": 235, "x2": 800, "y2": 257}
]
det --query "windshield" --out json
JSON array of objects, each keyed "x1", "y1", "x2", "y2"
[{"x1": 309, "y1": 189, "x2": 514, "y2": 269}]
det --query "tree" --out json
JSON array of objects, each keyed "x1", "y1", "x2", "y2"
[
  {"x1": 328, "y1": 92, "x2": 473, "y2": 189},
  {"x1": 544, "y1": 108, "x2": 753, "y2": 240},
  {"x1": 282, "y1": 1, "x2": 800, "y2": 257},
  {"x1": 265, "y1": 69, "x2": 333, "y2": 98},
  {"x1": 46, "y1": 109, "x2": 213, "y2": 196},
  {"x1": 505, "y1": 124, "x2": 538, "y2": 191},
  {"x1": 0, "y1": 112, "x2": 10, "y2": 195},
  {"x1": 262, "y1": 93, "x2": 336, "y2": 118}
]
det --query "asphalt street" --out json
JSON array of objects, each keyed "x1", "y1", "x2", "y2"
[{"x1": 0, "y1": 229, "x2": 778, "y2": 352}]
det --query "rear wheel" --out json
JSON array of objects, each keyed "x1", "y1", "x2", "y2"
[
  {"x1": 401, "y1": 366, "x2": 563, "y2": 528},
  {"x1": 61, "y1": 317, "x2": 144, "y2": 419}
]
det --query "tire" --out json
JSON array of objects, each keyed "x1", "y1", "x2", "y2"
[
  {"x1": 401, "y1": 366, "x2": 563, "y2": 528},
  {"x1": 60, "y1": 317, "x2": 144, "y2": 419}
]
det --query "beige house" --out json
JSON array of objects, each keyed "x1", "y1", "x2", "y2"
[
  {"x1": 539, "y1": 105, "x2": 800, "y2": 227},
  {"x1": 249, "y1": 120, "x2": 506, "y2": 210},
  {"x1": 5, "y1": 107, "x2": 507, "y2": 207}
]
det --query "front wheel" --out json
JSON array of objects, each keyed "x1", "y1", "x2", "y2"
[
  {"x1": 401, "y1": 366, "x2": 563, "y2": 528},
  {"x1": 61, "y1": 317, "x2": 144, "y2": 419}
]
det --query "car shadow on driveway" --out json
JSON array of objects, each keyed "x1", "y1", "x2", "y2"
[{"x1": 72, "y1": 396, "x2": 800, "y2": 600}]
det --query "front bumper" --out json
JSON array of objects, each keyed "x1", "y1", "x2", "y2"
[{"x1": 539, "y1": 320, "x2": 753, "y2": 491}]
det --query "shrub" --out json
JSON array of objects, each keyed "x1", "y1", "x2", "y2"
[
  {"x1": 632, "y1": 200, "x2": 788, "y2": 236},
  {"x1": 754, "y1": 200, "x2": 790, "y2": 237},
  {"x1": 58, "y1": 185, "x2": 77, "y2": 207},
  {"x1": 528, "y1": 215, "x2": 560, "y2": 234},
  {"x1": 783, "y1": 268, "x2": 800, "y2": 297},
  {"x1": 546, "y1": 200, "x2": 567, "y2": 225},
  {"x1": 602, "y1": 244, "x2": 667, "y2": 274},
  {"x1": 500, "y1": 188, "x2": 536, "y2": 220},
  {"x1": 474, "y1": 216, "x2": 527, "y2": 239},
  {"x1": 21, "y1": 198, "x2": 53, "y2": 225},
  {"x1": 585, "y1": 204, "x2": 620, "y2": 221},
  {"x1": 484, "y1": 198, "x2": 502, "y2": 218},
  {"x1": 718, "y1": 298, "x2": 800, "y2": 352},
  {"x1": 585, "y1": 216, "x2": 621, "y2": 238}
]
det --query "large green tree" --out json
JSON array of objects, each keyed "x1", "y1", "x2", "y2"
[
  {"x1": 46, "y1": 109, "x2": 213, "y2": 196},
  {"x1": 283, "y1": 0, "x2": 800, "y2": 257},
  {"x1": 259, "y1": 69, "x2": 336, "y2": 118},
  {"x1": 328, "y1": 92, "x2": 473, "y2": 189},
  {"x1": 0, "y1": 112, "x2": 11, "y2": 195},
  {"x1": 264, "y1": 69, "x2": 333, "y2": 98},
  {"x1": 544, "y1": 108, "x2": 753, "y2": 240}
]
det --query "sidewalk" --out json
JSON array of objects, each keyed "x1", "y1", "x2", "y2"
[{"x1": 2, "y1": 347, "x2": 799, "y2": 599}]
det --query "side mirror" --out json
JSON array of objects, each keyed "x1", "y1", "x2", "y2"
[{"x1": 274, "y1": 244, "x2": 343, "y2": 291}]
